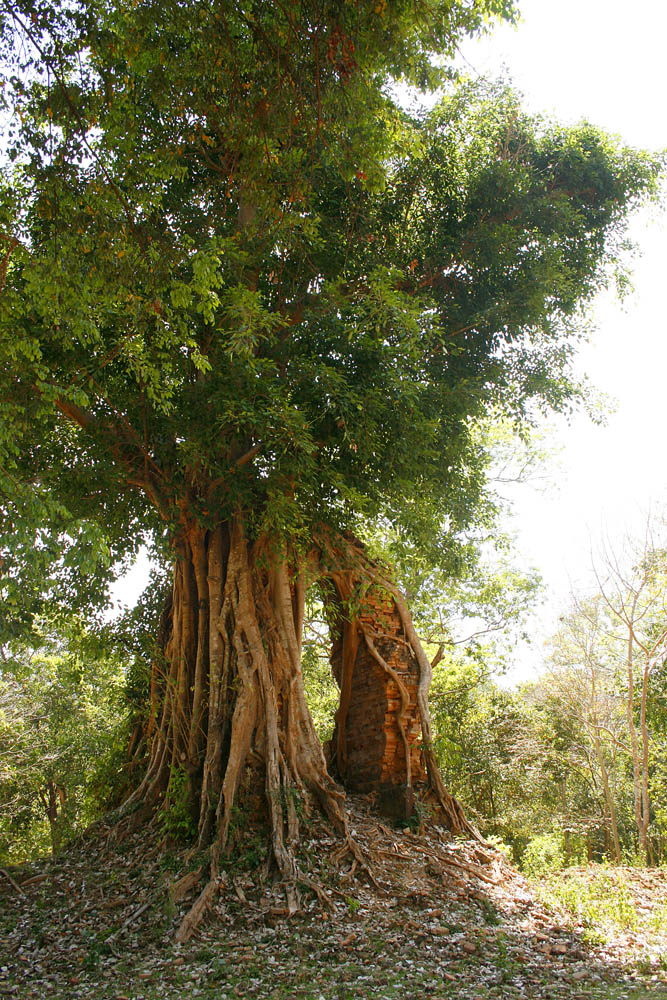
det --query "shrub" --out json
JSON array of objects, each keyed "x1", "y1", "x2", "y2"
[
  {"x1": 160, "y1": 766, "x2": 197, "y2": 842},
  {"x1": 521, "y1": 831, "x2": 565, "y2": 879}
]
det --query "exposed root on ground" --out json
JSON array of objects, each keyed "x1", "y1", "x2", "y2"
[
  {"x1": 5, "y1": 807, "x2": 667, "y2": 1000},
  {"x1": 332, "y1": 831, "x2": 381, "y2": 890}
]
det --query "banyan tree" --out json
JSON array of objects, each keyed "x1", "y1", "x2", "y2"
[{"x1": 0, "y1": 0, "x2": 660, "y2": 928}]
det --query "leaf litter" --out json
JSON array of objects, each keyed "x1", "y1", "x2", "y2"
[{"x1": 1, "y1": 796, "x2": 666, "y2": 999}]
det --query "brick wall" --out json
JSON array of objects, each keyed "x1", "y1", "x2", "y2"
[{"x1": 329, "y1": 586, "x2": 426, "y2": 795}]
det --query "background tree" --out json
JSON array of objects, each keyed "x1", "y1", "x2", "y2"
[
  {"x1": 521, "y1": 678, "x2": 610, "y2": 864},
  {"x1": 0, "y1": 620, "x2": 128, "y2": 862},
  {"x1": 542, "y1": 601, "x2": 629, "y2": 862},
  {"x1": 592, "y1": 526, "x2": 667, "y2": 862},
  {"x1": 429, "y1": 655, "x2": 530, "y2": 840},
  {"x1": 0, "y1": 0, "x2": 661, "y2": 915},
  {"x1": 647, "y1": 661, "x2": 667, "y2": 860},
  {"x1": 429, "y1": 519, "x2": 667, "y2": 869}
]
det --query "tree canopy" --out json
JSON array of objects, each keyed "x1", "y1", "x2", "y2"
[{"x1": 0, "y1": 0, "x2": 661, "y2": 632}]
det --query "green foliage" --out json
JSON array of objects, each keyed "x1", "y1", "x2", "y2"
[
  {"x1": 301, "y1": 592, "x2": 339, "y2": 744},
  {"x1": 483, "y1": 834, "x2": 513, "y2": 862},
  {"x1": 521, "y1": 831, "x2": 566, "y2": 879},
  {"x1": 160, "y1": 765, "x2": 197, "y2": 843},
  {"x1": 430, "y1": 653, "x2": 533, "y2": 844},
  {"x1": 221, "y1": 803, "x2": 270, "y2": 872},
  {"x1": 425, "y1": 518, "x2": 667, "y2": 865},
  {"x1": 537, "y1": 870, "x2": 639, "y2": 940},
  {"x1": 0, "y1": 0, "x2": 660, "y2": 645},
  {"x1": 232, "y1": 831, "x2": 268, "y2": 873},
  {"x1": 0, "y1": 619, "x2": 129, "y2": 863}
]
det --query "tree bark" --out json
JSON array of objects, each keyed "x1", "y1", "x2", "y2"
[
  {"x1": 127, "y1": 518, "x2": 346, "y2": 876},
  {"x1": 124, "y1": 517, "x2": 473, "y2": 933},
  {"x1": 625, "y1": 611, "x2": 647, "y2": 861}
]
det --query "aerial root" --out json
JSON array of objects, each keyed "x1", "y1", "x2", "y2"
[
  {"x1": 292, "y1": 867, "x2": 335, "y2": 910},
  {"x1": 173, "y1": 858, "x2": 336, "y2": 941},
  {"x1": 169, "y1": 866, "x2": 204, "y2": 905}
]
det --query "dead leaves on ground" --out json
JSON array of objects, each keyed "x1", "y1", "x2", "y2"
[{"x1": 0, "y1": 798, "x2": 666, "y2": 999}]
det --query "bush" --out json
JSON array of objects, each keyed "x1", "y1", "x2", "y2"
[
  {"x1": 521, "y1": 831, "x2": 565, "y2": 879},
  {"x1": 484, "y1": 834, "x2": 514, "y2": 862},
  {"x1": 537, "y1": 870, "x2": 638, "y2": 939},
  {"x1": 161, "y1": 766, "x2": 197, "y2": 842}
]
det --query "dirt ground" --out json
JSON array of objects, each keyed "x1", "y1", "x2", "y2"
[{"x1": 2, "y1": 797, "x2": 667, "y2": 999}]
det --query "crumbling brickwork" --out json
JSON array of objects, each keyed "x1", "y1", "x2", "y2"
[{"x1": 329, "y1": 586, "x2": 426, "y2": 797}]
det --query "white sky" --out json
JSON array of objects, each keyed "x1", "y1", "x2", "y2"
[
  {"x1": 114, "y1": 1, "x2": 667, "y2": 679},
  {"x1": 457, "y1": 0, "x2": 667, "y2": 679}
]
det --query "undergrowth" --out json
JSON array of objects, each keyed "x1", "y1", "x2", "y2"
[{"x1": 532, "y1": 868, "x2": 639, "y2": 941}]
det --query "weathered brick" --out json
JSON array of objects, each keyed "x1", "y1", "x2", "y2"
[{"x1": 329, "y1": 587, "x2": 426, "y2": 801}]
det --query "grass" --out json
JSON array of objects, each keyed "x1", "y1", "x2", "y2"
[
  {"x1": 36, "y1": 965, "x2": 665, "y2": 1000},
  {"x1": 527, "y1": 864, "x2": 667, "y2": 984},
  {"x1": 533, "y1": 868, "x2": 639, "y2": 940},
  {"x1": 649, "y1": 903, "x2": 667, "y2": 934}
]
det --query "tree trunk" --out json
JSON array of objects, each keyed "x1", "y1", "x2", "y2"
[
  {"x1": 639, "y1": 660, "x2": 653, "y2": 863},
  {"x1": 625, "y1": 621, "x2": 647, "y2": 862},
  {"x1": 127, "y1": 519, "x2": 346, "y2": 879},
  {"x1": 42, "y1": 779, "x2": 62, "y2": 858},
  {"x1": 592, "y1": 730, "x2": 622, "y2": 864},
  {"x1": 123, "y1": 517, "x2": 473, "y2": 934}
]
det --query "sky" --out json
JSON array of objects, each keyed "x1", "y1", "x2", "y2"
[
  {"x1": 455, "y1": 0, "x2": 667, "y2": 678},
  {"x1": 113, "y1": 0, "x2": 667, "y2": 678}
]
